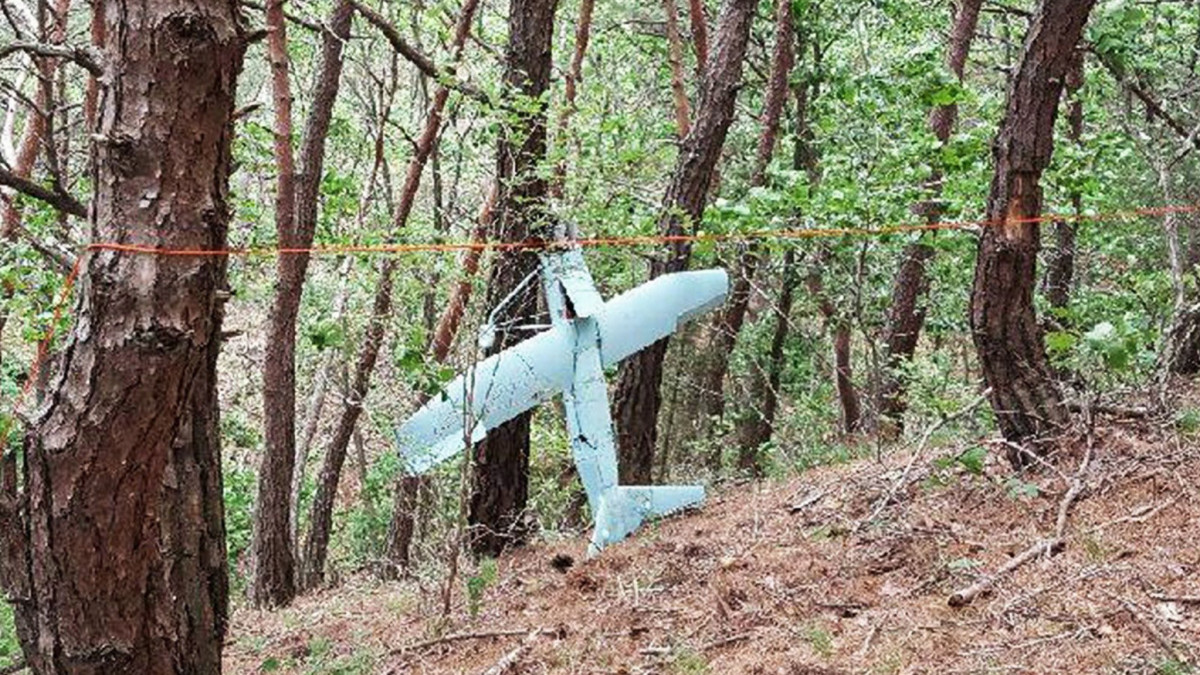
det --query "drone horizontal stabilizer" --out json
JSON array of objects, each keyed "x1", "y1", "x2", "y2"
[{"x1": 589, "y1": 485, "x2": 706, "y2": 555}]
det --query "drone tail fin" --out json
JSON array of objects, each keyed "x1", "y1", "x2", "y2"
[{"x1": 588, "y1": 485, "x2": 705, "y2": 556}]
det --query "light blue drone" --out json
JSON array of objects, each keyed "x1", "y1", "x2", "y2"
[{"x1": 394, "y1": 247, "x2": 728, "y2": 554}]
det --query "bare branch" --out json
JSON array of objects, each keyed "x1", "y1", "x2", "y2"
[
  {"x1": 0, "y1": 165, "x2": 86, "y2": 217},
  {"x1": 351, "y1": 0, "x2": 489, "y2": 103},
  {"x1": 0, "y1": 41, "x2": 103, "y2": 76}
]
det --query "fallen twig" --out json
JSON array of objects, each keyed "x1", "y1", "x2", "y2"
[
  {"x1": 858, "y1": 389, "x2": 991, "y2": 530},
  {"x1": 391, "y1": 628, "x2": 542, "y2": 655},
  {"x1": 481, "y1": 628, "x2": 543, "y2": 675},
  {"x1": 1121, "y1": 598, "x2": 1186, "y2": 664},
  {"x1": 1150, "y1": 593, "x2": 1200, "y2": 605},
  {"x1": 787, "y1": 489, "x2": 827, "y2": 514},
  {"x1": 948, "y1": 433, "x2": 1093, "y2": 608},
  {"x1": 700, "y1": 632, "x2": 752, "y2": 651}
]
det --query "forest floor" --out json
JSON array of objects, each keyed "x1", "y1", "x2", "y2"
[{"x1": 226, "y1": 398, "x2": 1200, "y2": 674}]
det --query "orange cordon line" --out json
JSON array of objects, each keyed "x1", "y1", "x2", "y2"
[
  {"x1": 3, "y1": 200, "x2": 1199, "y2": 444},
  {"x1": 73, "y1": 202, "x2": 1200, "y2": 259}
]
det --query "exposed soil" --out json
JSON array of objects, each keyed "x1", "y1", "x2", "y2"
[{"x1": 226, "y1": 411, "x2": 1200, "y2": 674}]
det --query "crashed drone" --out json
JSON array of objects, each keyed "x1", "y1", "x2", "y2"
[{"x1": 394, "y1": 246, "x2": 728, "y2": 554}]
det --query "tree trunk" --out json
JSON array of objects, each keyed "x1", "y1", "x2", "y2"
[
  {"x1": 299, "y1": 0, "x2": 481, "y2": 589},
  {"x1": 299, "y1": 258, "x2": 392, "y2": 590},
  {"x1": 878, "y1": 0, "x2": 982, "y2": 436},
  {"x1": 663, "y1": 0, "x2": 692, "y2": 138},
  {"x1": 737, "y1": 249, "x2": 798, "y2": 471},
  {"x1": 687, "y1": 0, "x2": 709, "y2": 78},
  {"x1": 550, "y1": 0, "x2": 594, "y2": 199},
  {"x1": 806, "y1": 252, "x2": 862, "y2": 434},
  {"x1": 1045, "y1": 51, "x2": 1085, "y2": 312},
  {"x1": 612, "y1": 0, "x2": 757, "y2": 485},
  {"x1": 252, "y1": 0, "x2": 354, "y2": 608},
  {"x1": 697, "y1": 0, "x2": 794, "y2": 442},
  {"x1": 468, "y1": 0, "x2": 558, "y2": 558},
  {"x1": 969, "y1": 0, "x2": 1094, "y2": 466},
  {"x1": 0, "y1": 1, "x2": 245, "y2": 670}
]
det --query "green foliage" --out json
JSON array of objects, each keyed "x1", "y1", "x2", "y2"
[
  {"x1": 0, "y1": 600, "x2": 18, "y2": 668},
  {"x1": 465, "y1": 557, "x2": 498, "y2": 618},
  {"x1": 223, "y1": 460, "x2": 257, "y2": 592},
  {"x1": 669, "y1": 647, "x2": 709, "y2": 675}
]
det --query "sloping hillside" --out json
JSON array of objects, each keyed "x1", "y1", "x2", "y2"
[{"x1": 226, "y1": 412, "x2": 1200, "y2": 674}]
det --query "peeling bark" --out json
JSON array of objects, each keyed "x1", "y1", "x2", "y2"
[{"x1": 0, "y1": 1, "x2": 246, "y2": 670}]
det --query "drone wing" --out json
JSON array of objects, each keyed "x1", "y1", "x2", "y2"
[
  {"x1": 395, "y1": 326, "x2": 575, "y2": 474},
  {"x1": 596, "y1": 269, "x2": 728, "y2": 365}
]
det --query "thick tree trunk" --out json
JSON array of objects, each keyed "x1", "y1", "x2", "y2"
[
  {"x1": 612, "y1": 0, "x2": 756, "y2": 485},
  {"x1": 468, "y1": 0, "x2": 558, "y2": 558},
  {"x1": 0, "y1": 1, "x2": 245, "y2": 671},
  {"x1": 299, "y1": 0, "x2": 481, "y2": 588},
  {"x1": 969, "y1": 0, "x2": 1095, "y2": 466},
  {"x1": 737, "y1": 249, "x2": 798, "y2": 471},
  {"x1": 252, "y1": 0, "x2": 354, "y2": 608},
  {"x1": 1045, "y1": 51, "x2": 1084, "y2": 312},
  {"x1": 878, "y1": 0, "x2": 982, "y2": 436},
  {"x1": 698, "y1": 0, "x2": 794, "y2": 442}
]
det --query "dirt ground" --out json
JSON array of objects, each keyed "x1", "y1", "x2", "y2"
[{"x1": 226, "y1": 413, "x2": 1200, "y2": 674}]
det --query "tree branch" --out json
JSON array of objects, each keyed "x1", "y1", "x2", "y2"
[
  {"x1": 0, "y1": 166, "x2": 87, "y2": 218},
  {"x1": 0, "y1": 41, "x2": 103, "y2": 76},
  {"x1": 351, "y1": 0, "x2": 489, "y2": 103}
]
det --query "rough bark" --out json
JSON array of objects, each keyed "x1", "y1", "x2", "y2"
[
  {"x1": 612, "y1": 0, "x2": 757, "y2": 484},
  {"x1": 663, "y1": 0, "x2": 692, "y2": 138},
  {"x1": 697, "y1": 0, "x2": 794, "y2": 437},
  {"x1": 687, "y1": 0, "x2": 709, "y2": 78},
  {"x1": 969, "y1": 0, "x2": 1095, "y2": 465},
  {"x1": 252, "y1": 0, "x2": 354, "y2": 608},
  {"x1": 0, "y1": 1, "x2": 245, "y2": 671},
  {"x1": 878, "y1": 0, "x2": 983, "y2": 436},
  {"x1": 1045, "y1": 50, "x2": 1084, "y2": 312},
  {"x1": 469, "y1": 0, "x2": 558, "y2": 558},
  {"x1": 298, "y1": 0, "x2": 481, "y2": 589}
]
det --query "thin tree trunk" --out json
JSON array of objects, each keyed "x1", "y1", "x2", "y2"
[
  {"x1": 1045, "y1": 51, "x2": 1085, "y2": 312},
  {"x1": 550, "y1": 0, "x2": 594, "y2": 199},
  {"x1": 737, "y1": 249, "x2": 798, "y2": 469},
  {"x1": 468, "y1": 0, "x2": 559, "y2": 558},
  {"x1": 299, "y1": 0, "x2": 481, "y2": 590},
  {"x1": 687, "y1": 0, "x2": 709, "y2": 78},
  {"x1": 612, "y1": 0, "x2": 757, "y2": 484},
  {"x1": 663, "y1": 0, "x2": 692, "y2": 138},
  {"x1": 0, "y1": 1, "x2": 245, "y2": 670},
  {"x1": 289, "y1": 256, "x2": 354, "y2": 555},
  {"x1": 252, "y1": 0, "x2": 354, "y2": 608},
  {"x1": 806, "y1": 251, "x2": 862, "y2": 434},
  {"x1": 878, "y1": 0, "x2": 982, "y2": 436},
  {"x1": 698, "y1": 0, "x2": 794, "y2": 450},
  {"x1": 969, "y1": 0, "x2": 1095, "y2": 466}
]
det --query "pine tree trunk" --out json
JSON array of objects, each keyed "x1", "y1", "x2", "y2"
[
  {"x1": 299, "y1": 0, "x2": 482, "y2": 587},
  {"x1": 878, "y1": 0, "x2": 982, "y2": 436},
  {"x1": 697, "y1": 0, "x2": 794, "y2": 442},
  {"x1": 252, "y1": 0, "x2": 353, "y2": 608},
  {"x1": 469, "y1": 0, "x2": 558, "y2": 558},
  {"x1": 970, "y1": 0, "x2": 1095, "y2": 466},
  {"x1": 612, "y1": 0, "x2": 756, "y2": 485},
  {"x1": 0, "y1": 1, "x2": 245, "y2": 670}
]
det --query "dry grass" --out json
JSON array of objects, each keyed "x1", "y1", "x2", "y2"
[{"x1": 226, "y1": 409, "x2": 1200, "y2": 674}]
